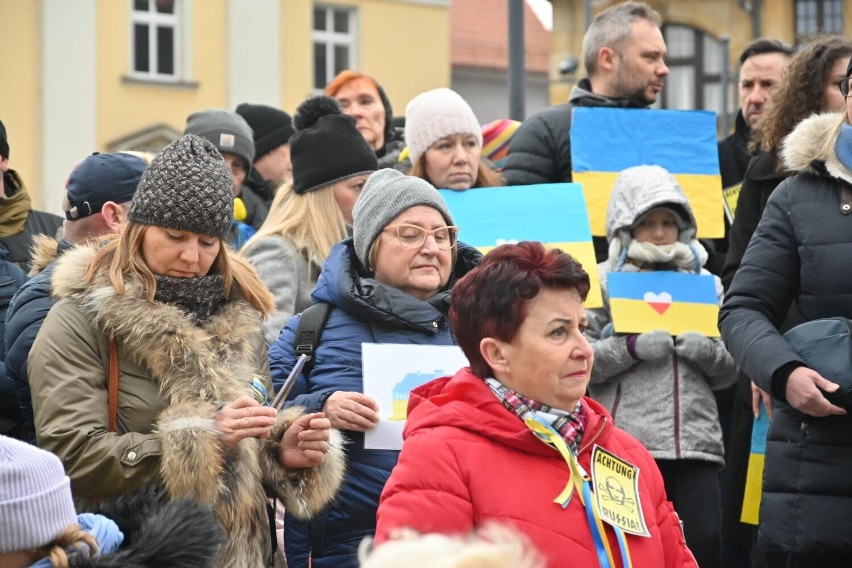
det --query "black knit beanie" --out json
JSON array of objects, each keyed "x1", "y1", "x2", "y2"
[
  {"x1": 290, "y1": 96, "x2": 378, "y2": 195},
  {"x1": 235, "y1": 103, "x2": 295, "y2": 160},
  {"x1": 128, "y1": 134, "x2": 234, "y2": 239}
]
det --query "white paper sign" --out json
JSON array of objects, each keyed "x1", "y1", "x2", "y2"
[{"x1": 362, "y1": 343, "x2": 469, "y2": 450}]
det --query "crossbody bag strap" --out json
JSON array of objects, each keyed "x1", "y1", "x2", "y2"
[{"x1": 107, "y1": 337, "x2": 119, "y2": 433}]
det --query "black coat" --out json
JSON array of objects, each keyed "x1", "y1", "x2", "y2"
[
  {"x1": 720, "y1": 151, "x2": 791, "y2": 290},
  {"x1": 719, "y1": 112, "x2": 852, "y2": 557}
]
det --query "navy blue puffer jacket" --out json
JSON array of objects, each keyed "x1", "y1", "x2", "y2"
[{"x1": 268, "y1": 238, "x2": 480, "y2": 568}]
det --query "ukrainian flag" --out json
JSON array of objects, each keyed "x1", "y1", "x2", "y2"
[
  {"x1": 440, "y1": 184, "x2": 602, "y2": 308},
  {"x1": 571, "y1": 107, "x2": 724, "y2": 238},
  {"x1": 741, "y1": 406, "x2": 769, "y2": 525},
  {"x1": 606, "y1": 271, "x2": 720, "y2": 337}
]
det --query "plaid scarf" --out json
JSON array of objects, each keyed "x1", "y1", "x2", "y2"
[{"x1": 484, "y1": 377, "x2": 587, "y2": 455}]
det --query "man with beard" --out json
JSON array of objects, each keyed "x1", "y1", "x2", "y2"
[{"x1": 503, "y1": 1, "x2": 668, "y2": 261}]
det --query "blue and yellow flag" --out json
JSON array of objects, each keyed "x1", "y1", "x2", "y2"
[
  {"x1": 440, "y1": 184, "x2": 602, "y2": 308},
  {"x1": 606, "y1": 271, "x2": 720, "y2": 336},
  {"x1": 741, "y1": 405, "x2": 769, "y2": 525},
  {"x1": 571, "y1": 107, "x2": 723, "y2": 238}
]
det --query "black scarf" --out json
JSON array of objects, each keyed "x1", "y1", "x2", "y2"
[{"x1": 154, "y1": 274, "x2": 226, "y2": 325}]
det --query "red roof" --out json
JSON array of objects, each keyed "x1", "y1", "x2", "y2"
[{"x1": 451, "y1": 0, "x2": 551, "y2": 74}]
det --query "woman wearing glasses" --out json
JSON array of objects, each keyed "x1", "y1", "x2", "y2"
[
  {"x1": 720, "y1": 55, "x2": 852, "y2": 567},
  {"x1": 268, "y1": 168, "x2": 481, "y2": 568}
]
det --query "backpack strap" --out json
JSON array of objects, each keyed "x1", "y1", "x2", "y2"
[
  {"x1": 107, "y1": 337, "x2": 119, "y2": 433},
  {"x1": 294, "y1": 302, "x2": 331, "y2": 377}
]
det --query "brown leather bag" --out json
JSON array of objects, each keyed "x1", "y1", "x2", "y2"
[{"x1": 107, "y1": 337, "x2": 119, "y2": 432}]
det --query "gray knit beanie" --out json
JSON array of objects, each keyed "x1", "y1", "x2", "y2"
[
  {"x1": 128, "y1": 134, "x2": 234, "y2": 239},
  {"x1": 353, "y1": 168, "x2": 454, "y2": 269},
  {"x1": 184, "y1": 109, "x2": 255, "y2": 169},
  {"x1": 0, "y1": 435, "x2": 78, "y2": 553}
]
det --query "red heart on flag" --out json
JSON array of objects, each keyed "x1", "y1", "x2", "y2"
[{"x1": 643, "y1": 291, "x2": 673, "y2": 315}]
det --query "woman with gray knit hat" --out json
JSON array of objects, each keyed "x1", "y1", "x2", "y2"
[
  {"x1": 242, "y1": 95, "x2": 378, "y2": 344},
  {"x1": 405, "y1": 88, "x2": 504, "y2": 190},
  {"x1": 268, "y1": 168, "x2": 482, "y2": 568},
  {"x1": 584, "y1": 164, "x2": 736, "y2": 568},
  {"x1": 27, "y1": 134, "x2": 345, "y2": 568}
]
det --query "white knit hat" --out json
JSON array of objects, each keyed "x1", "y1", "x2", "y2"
[
  {"x1": 0, "y1": 435, "x2": 77, "y2": 552},
  {"x1": 405, "y1": 88, "x2": 483, "y2": 164}
]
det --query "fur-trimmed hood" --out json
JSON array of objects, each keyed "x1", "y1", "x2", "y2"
[
  {"x1": 781, "y1": 112, "x2": 852, "y2": 184},
  {"x1": 45, "y1": 243, "x2": 345, "y2": 568}
]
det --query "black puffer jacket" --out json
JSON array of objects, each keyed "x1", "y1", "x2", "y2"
[
  {"x1": 502, "y1": 78, "x2": 647, "y2": 187},
  {"x1": 719, "y1": 112, "x2": 852, "y2": 558}
]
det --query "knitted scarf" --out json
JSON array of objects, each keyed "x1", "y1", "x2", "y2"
[
  {"x1": 835, "y1": 122, "x2": 852, "y2": 173},
  {"x1": 610, "y1": 239, "x2": 707, "y2": 273},
  {"x1": 484, "y1": 377, "x2": 587, "y2": 455},
  {"x1": 154, "y1": 274, "x2": 226, "y2": 325}
]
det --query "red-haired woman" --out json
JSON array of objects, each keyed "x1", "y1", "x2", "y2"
[{"x1": 374, "y1": 242, "x2": 697, "y2": 568}]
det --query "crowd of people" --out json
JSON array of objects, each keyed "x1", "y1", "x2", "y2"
[{"x1": 2, "y1": 1, "x2": 852, "y2": 567}]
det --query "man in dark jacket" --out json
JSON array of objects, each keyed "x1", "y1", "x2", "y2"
[
  {"x1": 236, "y1": 103, "x2": 296, "y2": 207},
  {"x1": 502, "y1": 1, "x2": 667, "y2": 261},
  {"x1": 710, "y1": 38, "x2": 792, "y2": 276},
  {"x1": 5, "y1": 152, "x2": 147, "y2": 443},
  {"x1": 0, "y1": 120, "x2": 63, "y2": 272}
]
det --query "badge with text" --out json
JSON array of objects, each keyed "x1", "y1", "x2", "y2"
[{"x1": 591, "y1": 446, "x2": 649, "y2": 537}]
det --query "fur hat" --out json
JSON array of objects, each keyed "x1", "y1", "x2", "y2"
[
  {"x1": 353, "y1": 168, "x2": 454, "y2": 269},
  {"x1": 405, "y1": 88, "x2": 482, "y2": 164},
  {"x1": 183, "y1": 109, "x2": 255, "y2": 170},
  {"x1": 290, "y1": 96, "x2": 378, "y2": 195},
  {"x1": 128, "y1": 135, "x2": 234, "y2": 239},
  {"x1": 0, "y1": 435, "x2": 78, "y2": 553},
  {"x1": 65, "y1": 152, "x2": 148, "y2": 220},
  {"x1": 235, "y1": 103, "x2": 295, "y2": 160}
]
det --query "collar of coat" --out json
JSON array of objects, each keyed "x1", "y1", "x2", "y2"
[
  {"x1": 51, "y1": 243, "x2": 263, "y2": 404},
  {"x1": 782, "y1": 112, "x2": 852, "y2": 185}
]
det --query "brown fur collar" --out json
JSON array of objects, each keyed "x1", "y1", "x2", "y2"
[
  {"x1": 51, "y1": 244, "x2": 345, "y2": 568},
  {"x1": 781, "y1": 112, "x2": 852, "y2": 185},
  {"x1": 28, "y1": 234, "x2": 59, "y2": 276}
]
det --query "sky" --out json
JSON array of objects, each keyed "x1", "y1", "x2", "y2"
[{"x1": 527, "y1": 0, "x2": 553, "y2": 30}]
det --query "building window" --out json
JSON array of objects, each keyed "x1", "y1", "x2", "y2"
[
  {"x1": 795, "y1": 0, "x2": 844, "y2": 38},
  {"x1": 661, "y1": 25, "x2": 730, "y2": 128},
  {"x1": 313, "y1": 5, "x2": 357, "y2": 90},
  {"x1": 130, "y1": 0, "x2": 183, "y2": 81}
]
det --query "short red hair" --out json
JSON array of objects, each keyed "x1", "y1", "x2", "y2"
[
  {"x1": 450, "y1": 242, "x2": 590, "y2": 378},
  {"x1": 325, "y1": 70, "x2": 380, "y2": 98}
]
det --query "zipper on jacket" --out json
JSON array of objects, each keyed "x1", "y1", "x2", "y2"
[
  {"x1": 673, "y1": 352, "x2": 682, "y2": 459},
  {"x1": 580, "y1": 417, "x2": 609, "y2": 455},
  {"x1": 611, "y1": 383, "x2": 622, "y2": 420}
]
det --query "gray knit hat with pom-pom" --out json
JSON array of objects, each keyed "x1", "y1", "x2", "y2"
[
  {"x1": 128, "y1": 134, "x2": 234, "y2": 239},
  {"x1": 290, "y1": 95, "x2": 378, "y2": 195}
]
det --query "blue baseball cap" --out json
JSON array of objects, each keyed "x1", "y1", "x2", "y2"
[{"x1": 65, "y1": 152, "x2": 148, "y2": 221}]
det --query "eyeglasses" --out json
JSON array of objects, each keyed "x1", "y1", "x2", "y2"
[
  {"x1": 382, "y1": 224, "x2": 459, "y2": 250},
  {"x1": 838, "y1": 77, "x2": 851, "y2": 98}
]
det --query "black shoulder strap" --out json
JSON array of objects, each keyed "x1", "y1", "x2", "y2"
[{"x1": 294, "y1": 302, "x2": 332, "y2": 377}]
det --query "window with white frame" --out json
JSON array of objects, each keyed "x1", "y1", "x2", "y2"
[
  {"x1": 313, "y1": 5, "x2": 357, "y2": 90},
  {"x1": 794, "y1": 0, "x2": 844, "y2": 39},
  {"x1": 130, "y1": 0, "x2": 183, "y2": 81}
]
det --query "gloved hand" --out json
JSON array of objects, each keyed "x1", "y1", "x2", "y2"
[
  {"x1": 632, "y1": 330, "x2": 674, "y2": 361},
  {"x1": 675, "y1": 332, "x2": 715, "y2": 364}
]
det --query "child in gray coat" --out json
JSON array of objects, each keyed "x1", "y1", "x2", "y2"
[{"x1": 585, "y1": 165, "x2": 737, "y2": 568}]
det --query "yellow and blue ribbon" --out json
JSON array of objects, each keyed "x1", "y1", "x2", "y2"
[{"x1": 525, "y1": 416, "x2": 633, "y2": 568}]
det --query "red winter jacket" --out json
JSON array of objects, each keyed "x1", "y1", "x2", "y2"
[{"x1": 375, "y1": 368, "x2": 697, "y2": 568}]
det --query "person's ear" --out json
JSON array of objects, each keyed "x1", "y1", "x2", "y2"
[
  {"x1": 480, "y1": 337, "x2": 511, "y2": 376},
  {"x1": 100, "y1": 201, "x2": 126, "y2": 233},
  {"x1": 598, "y1": 46, "x2": 618, "y2": 72}
]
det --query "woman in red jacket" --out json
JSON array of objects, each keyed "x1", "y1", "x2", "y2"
[{"x1": 375, "y1": 241, "x2": 697, "y2": 568}]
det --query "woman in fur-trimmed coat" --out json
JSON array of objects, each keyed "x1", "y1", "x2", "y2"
[{"x1": 28, "y1": 135, "x2": 345, "y2": 568}]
